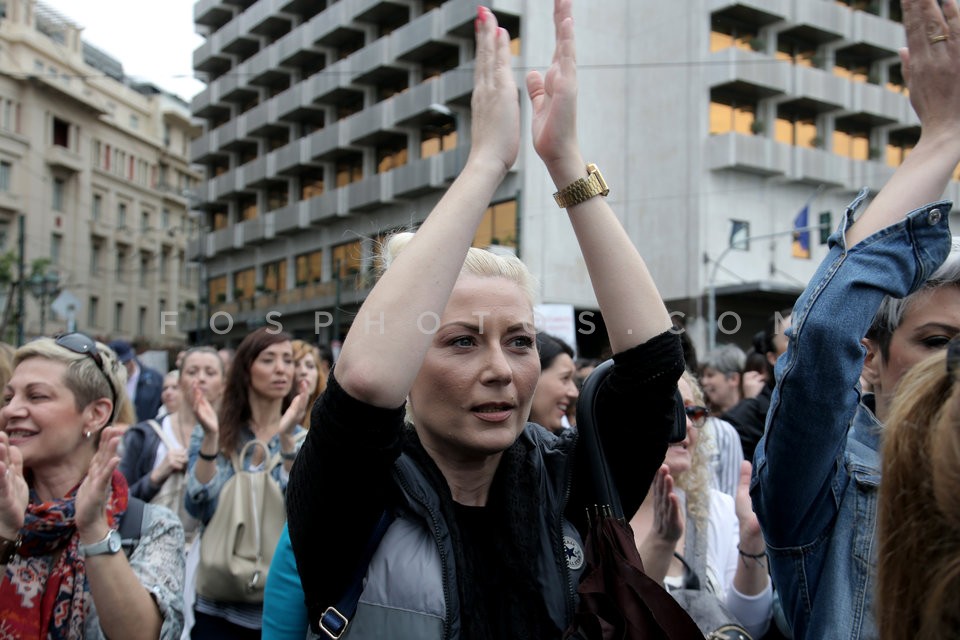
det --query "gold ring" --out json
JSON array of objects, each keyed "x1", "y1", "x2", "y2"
[{"x1": 929, "y1": 34, "x2": 949, "y2": 44}]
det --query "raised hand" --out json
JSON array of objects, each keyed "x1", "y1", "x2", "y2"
[
  {"x1": 0, "y1": 432, "x2": 28, "y2": 538},
  {"x1": 150, "y1": 448, "x2": 188, "y2": 486},
  {"x1": 735, "y1": 460, "x2": 763, "y2": 546},
  {"x1": 280, "y1": 378, "x2": 310, "y2": 437},
  {"x1": 525, "y1": 0, "x2": 580, "y2": 172},
  {"x1": 468, "y1": 6, "x2": 520, "y2": 176},
  {"x1": 650, "y1": 464, "x2": 683, "y2": 544},
  {"x1": 900, "y1": 0, "x2": 960, "y2": 141},
  {"x1": 189, "y1": 382, "x2": 218, "y2": 436},
  {"x1": 75, "y1": 426, "x2": 123, "y2": 540},
  {"x1": 742, "y1": 370, "x2": 766, "y2": 399}
]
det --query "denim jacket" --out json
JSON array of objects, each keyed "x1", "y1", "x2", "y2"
[{"x1": 751, "y1": 190, "x2": 953, "y2": 640}]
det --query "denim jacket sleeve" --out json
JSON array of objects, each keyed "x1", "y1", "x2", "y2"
[{"x1": 751, "y1": 192, "x2": 952, "y2": 547}]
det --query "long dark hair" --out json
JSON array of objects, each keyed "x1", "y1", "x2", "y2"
[{"x1": 218, "y1": 327, "x2": 294, "y2": 455}]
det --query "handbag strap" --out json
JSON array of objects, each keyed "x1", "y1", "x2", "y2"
[
  {"x1": 574, "y1": 359, "x2": 623, "y2": 519},
  {"x1": 146, "y1": 419, "x2": 179, "y2": 454},
  {"x1": 316, "y1": 510, "x2": 394, "y2": 639}
]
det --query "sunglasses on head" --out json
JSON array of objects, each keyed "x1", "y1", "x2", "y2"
[
  {"x1": 684, "y1": 405, "x2": 709, "y2": 427},
  {"x1": 54, "y1": 332, "x2": 118, "y2": 424}
]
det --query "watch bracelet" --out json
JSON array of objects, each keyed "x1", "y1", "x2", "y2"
[
  {"x1": 553, "y1": 165, "x2": 606, "y2": 208},
  {"x1": 556, "y1": 175, "x2": 598, "y2": 208}
]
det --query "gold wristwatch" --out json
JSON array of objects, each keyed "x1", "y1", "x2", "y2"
[{"x1": 553, "y1": 163, "x2": 609, "y2": 208}]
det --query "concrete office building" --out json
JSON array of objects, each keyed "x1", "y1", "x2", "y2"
[
  {"x1": 0, "y1": 0, "x2": 201, "y2": 345},
  {"x1": 188, "y1": 0, "x2": 960, "y2": 354}
]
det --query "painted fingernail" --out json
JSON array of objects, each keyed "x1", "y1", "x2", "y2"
[{"x1": 477, "y1": 6, "x2": 486, "y2": 23}]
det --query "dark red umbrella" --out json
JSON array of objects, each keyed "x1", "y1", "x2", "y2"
[{"x1": 565, "y1": 360, "x2": 703, "y2": 640}]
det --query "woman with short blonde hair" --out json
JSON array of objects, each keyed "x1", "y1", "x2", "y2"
[{"x1": 0, "y1": 333, "x2": 185, "y2": 638}]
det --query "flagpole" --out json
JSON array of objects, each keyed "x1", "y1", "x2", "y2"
[
  {"x1": 706, "y1": 186, "x2": 825, "y2": 352},
  {"x1": 706, "y1": 224, "x2": 825, "y2": 351}
]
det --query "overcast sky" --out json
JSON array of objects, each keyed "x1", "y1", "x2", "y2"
[{"x1": 47, "y1": 0, "x2": 205, "y2": 102}]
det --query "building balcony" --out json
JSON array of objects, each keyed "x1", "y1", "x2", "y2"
[
  {"x1": 241, "y1": 0, "x2": 294, "y2": 39},
  {"x1": 707, "y1": 48, "x2": 787, "y2": 97},
  {"x1": 0, "y1": 190, "x2": 21, "y2": 214},
  {"x1": 194, "y1": 0, "x2": 234, "y2": 30},
  {"x1": 787, "y1": 63, "x2": 846, "y2": 111},
  {"x1": 211, "y1": 168, "x2": 246, "y2": 200},
  {"x1": 246, "y1": 43, "x2": 292, "y2": 87},
  {"x1": 787, "y1": 144, "x2": 847, "y2": 187},
  {"x1": 393, "y1": 9, "x2": 458, "y2": 62},
  {"x1": 193, "y1": 36, "x2": 233, "y2": 76},
  {"x1": 709, "y1": 0, "x2": 787, "y2": 23},
  {"x1": 216, "y1": 68, "x2": 258, "y2": 105},
  {"x1": 274, "y1": 138, "x2": 308, "y2": 174},
  {"x1": 845, "y1": 80, "x2": 912, "y2": 125},
  {"x1": 45, "y1": 145, "x2": 84, "y2": 173},
  {"x1": 789, "y1": 1, "x2": 848, "y2": 40},
  {"x1": 272, "y1": 200, "x2": 309, "y2": 234},
  {"x1": 849, "y1": 9, "x2": 904, "y2": 53},
  {"x1": 706, "y1": 132, "x2": 788, "y2": 177}
]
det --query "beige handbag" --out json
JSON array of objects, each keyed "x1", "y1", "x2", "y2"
[
  {"x1": 145, "y1": 420, "x2": 200, "y2": 546},
  {"x1": 195, "y1": 439, "x2": 287, "y2": 604}
]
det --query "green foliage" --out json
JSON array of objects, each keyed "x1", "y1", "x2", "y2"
[{"x1": 0, "y1": 251, "x2": 17, "y2": 284}]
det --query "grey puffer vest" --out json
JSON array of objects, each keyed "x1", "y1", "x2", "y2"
[{"x1": 320, "y1": 424, "x2": 586, "y2": 640}]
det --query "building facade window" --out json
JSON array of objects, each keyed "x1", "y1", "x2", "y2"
[
  {"x1": 52, "y1": 177, "x2": 64, "y2": 211},
  {"x1": 709, "y1": 98, "x2": 757, "y2": 136},
  {"x1": 160, "y1": 250, "x2": 169, "y2": 282},
  {"x1": 233, "y1": 268, "x2": 255, "y2": 300},
  {"x1": 262, "y1": 259, "x2": 288, "y2": 292},
  {"x1": 116, "y1": 246, "x2": 127, "y2": 282},
  {"x1": 0, "y1": 161, "x2": 10, "y2": 191},
  {"x1": 114, "y1": 302, "x2": 124, "y2": 331},
  {"x1": 50, "y1": 234, "x2": 62, "y2": 265},
  {"x1": 90, "y1": 241, "x2": 101, "y2": 276},
  {"x1": 295, "y1": 251, "x2": 322, "y2": 285},
  {"x1": 52, "y1": 117, "x2": 70, "y2": 148},
  {"x1": 88, "y1": 296, "x2": 99, "y2": 329},
  {"x1": 118, "y1": 202, "x2": 127, "y2": 229},
  {"x1": 473, "y1": 199, "x2": 518, "y2": 249},
  {"x1": 208, "y1": 275, "x2": 227, "y2": 304},
  {"x1": 331, "y1": 241, "x2": 362, "y2": 278},
  {"x1": 730, "y1": 220, "x2": 750, "y2": 250},
  {"x1": 92, "y1": 193, "x2": 102, "y2": 221}
]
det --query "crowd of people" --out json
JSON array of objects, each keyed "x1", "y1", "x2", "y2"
[{"x1": 2, "y1": 0, "x2": 960, "y2": 638}]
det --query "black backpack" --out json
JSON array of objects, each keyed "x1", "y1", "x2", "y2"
[{"x1": 118, "y1": 497, "x2": 148, "y2": 558}]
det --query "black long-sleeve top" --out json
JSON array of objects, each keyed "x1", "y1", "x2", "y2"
[{"x1": 286, "y1": 330, "x2": 684, "y2": 619}]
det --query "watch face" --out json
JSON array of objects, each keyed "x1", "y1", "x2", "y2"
[{"x1": 107, "y1": 530, "x2": 122, "y2": 554}]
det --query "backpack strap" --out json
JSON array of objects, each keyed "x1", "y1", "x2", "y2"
[
  {"x1": 315, "y1": 510, "x2": 394, "y2": 639},
  {"x1": 119, "y1": 497, "x2": 146, "y2": 558},
  {"x1": 146, "y1": 418, "x2": 179, "y2": 453},
  {"x1": 266, "y1": 429, "x2": 309, "y2": 472}
]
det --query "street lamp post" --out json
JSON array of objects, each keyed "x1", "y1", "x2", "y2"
[
  {"x1": 27, "y1": 271, "x2": 61, "y2": 336},
  {"x1": 706, "y1": 224, "x2": 826, "y2": 352},
  {"x1": 184, "y1": 191, "x2": 206, "y2": 345}
]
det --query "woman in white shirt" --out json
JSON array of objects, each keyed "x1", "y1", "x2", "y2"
[{"x1": 630, "y1": 370, "x2": 772, "y2": 638}]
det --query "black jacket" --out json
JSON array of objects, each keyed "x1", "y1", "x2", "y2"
[
  {"x1": 132, "y1": 362, "x2": 164, "y2": 422},
  {"x1": 119, "y1": 420, "x2": 164, "y2": 501}
]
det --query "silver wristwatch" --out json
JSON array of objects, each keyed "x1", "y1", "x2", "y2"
[{"x1": 79, "y1": 529, "x2": 122, "y2": 557}]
